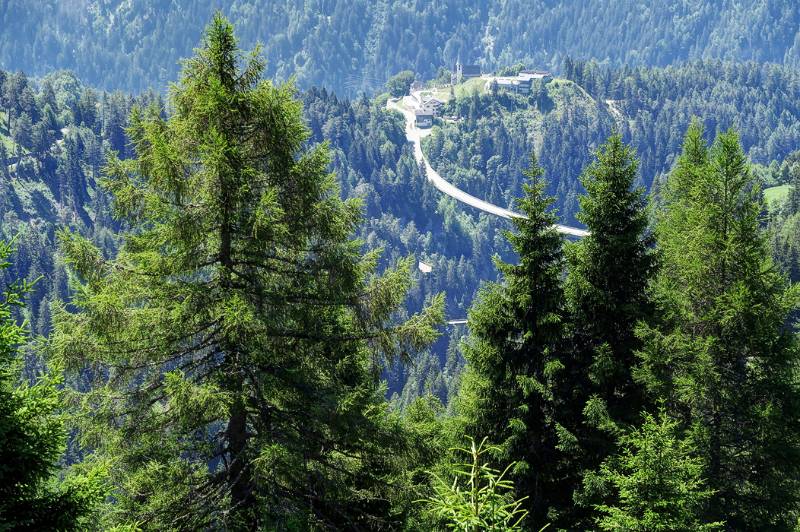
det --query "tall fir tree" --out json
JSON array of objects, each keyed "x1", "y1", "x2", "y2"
[
  {"x1": 637, "y1": 121, "x2": 800, "y2": 529},
  {"x1": 0, "y1": 239, "x2": 100, "y2": 529},
  {"x1": 456, "y1": 153, "x2": 567, "y2": 525},
  {"x1": 52, "y1": 15, "x2": 442, "y2": 530},
  {"x1": 558, "y1": 134, "x2": 656, "y2": 525}
]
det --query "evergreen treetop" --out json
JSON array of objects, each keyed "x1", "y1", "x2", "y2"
[
  {"x1": 558, "y1": 134, "x2": 656, "y2": 527},
  {"x1": 457, "y1": 153, "x2": 566, "y2": 524},
  {"x1": 636, "y1": 124, "x2": 800, "y2": 529}
]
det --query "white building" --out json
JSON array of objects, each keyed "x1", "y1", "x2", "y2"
[{"x1": 415, "y1": 109, "x2": 434, "y2": 128}]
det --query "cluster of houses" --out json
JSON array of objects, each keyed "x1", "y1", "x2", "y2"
[
  {"x1": 411, "y1": 62, "x2": 553, "y2": 128},
  {"x1": 413, "y1": 93, "x2": 445, "y2": 128},
  {"x1": 488, "y1": 70, "x2": 553, "y2": 95}
]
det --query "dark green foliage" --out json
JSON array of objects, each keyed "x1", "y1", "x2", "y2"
[
  {"x1": 5, "y1": 1, "x2": 800, "y2": 96},
  {"x1": 0, "y1": 239, "x2": 100, "y2": 529},
  {"x1": 0, "y1": 68, "x2": 156, "y2": 342},
  {"x1": 772, "y1": 158, "x2": 800, "y2": 283},
  {"x1": 52, "y1": 15, "x2": 443, "y2": 529},
  {"x1": 773, "y1": 212, "x2": 800, "y2": 282},
  {"x1": 0, "y1": 63, "x2": 505, "y2": 412},
  {"x1": 4, "y1": 8, "x2": 800, "y2": 529},
  {"x1": 423, "y1": 80, "x2": 596, "y2": 225},
  {"x1": 637, "y1": 122, "x2": 800, "y2": 529},
  {"x1": 553, "y1": 134, "x2": 655, "y2": 526},
  {"x1": 567, "y1": 134, "x2": 654, "y2": 424},
  {"x1": 789, "y1": 161, "x2": 800, "y2": 215},
  {"x1": 428, "y1": 60, "x2": 800, "y2": 224},
  {"x1": 386, "y1": 70, "x2": 415, "y2": 98},
  {"x1": 457, "y1": 153, "x2": 567, "y2": 524}
]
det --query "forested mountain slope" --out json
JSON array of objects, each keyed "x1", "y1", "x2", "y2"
[
  {"x1": 0, "y1": 68, "x2": 511, "y2": 405},
  {"x1": 425, "y1": 60, "x2": 800, "y2": 224},
  {"x1": 6, "y1": 14, "x2": 800, "y2": 528},
  {"x1": 4, "y1": 57, "x2": 800, "y2": 406},
  {"x1": 2, "y1": 1, "x2": 800, "y2": 95}
]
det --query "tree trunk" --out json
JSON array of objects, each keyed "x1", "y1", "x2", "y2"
[{"x1": 227, "y1": 391, "x2": 254, "y2": 517}]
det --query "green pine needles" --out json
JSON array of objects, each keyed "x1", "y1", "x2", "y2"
[
  {"x1": 420, "y1": 436, "x2": 533, "y2": 531},
  {"x1": 52, "y1": 14, "x2": 442, "y2": 530},
  {"x1": 0, "y1": 239, "x2": 101, "y2": 529},
  {"x1": 595, "y1": 411, "x2": 723, "y2": 532},
  {"x1": 2, "y1": 12, "x2": 798, "y2": 531},
  {"x1": 456, "y1": 153, "x2": 566, "y2": 525},
  {"x1": 636, "y1": 121, "x2": 800, "y2": 529}
]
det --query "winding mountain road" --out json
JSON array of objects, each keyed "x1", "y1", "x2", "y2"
[{"x1": 387, "y1": 96, "x2": 589, "y2": 238}]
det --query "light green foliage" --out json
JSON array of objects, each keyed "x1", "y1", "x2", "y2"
[
  {"x1": 421, "y1": 437, "x2": 532, "y2": 532},
  {"x1": 637, "y1": 120, "x2": 800, "y2": 529},
  {"x1": 52, "y1": 14, "x2": 443, "y2": 529},
  {"x1": 0, "y1": 239, "x2": 102, "y2": 529},
  {"x1": 595, "y1": 411, "x2": 723, "y2": 532},
  {"x1": 764, "y1": 183, "x2": 791, "y2": 209}
]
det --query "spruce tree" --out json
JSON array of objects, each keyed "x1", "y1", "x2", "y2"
[
  {"x1": 457, "y1": 153, "x2": 566, "y2": 524},
  {"x1": 0, "y1": 239, "x2": 99, "y2": 529},
  {"x1": 52, "y1": 15, "x2": 442, "y2": 529},
  {"x1": 559, "y1": 134, "x2": 656, "y2": 524},
  {"x1": 637, "y1": 122, "x2": 800, "y2": 529},
  {"x1": 595, "y1": 411, "x2": 723, "y2": 532}
]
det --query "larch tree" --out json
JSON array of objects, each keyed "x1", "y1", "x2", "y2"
[
  {"x1": 52, "y1": 15, "x2": 442, "y2": 530},
  {"x1": 637, "y1": 121, "x2": 800, "y2": 529},
  {"x1": 456, "y1": 153, "x2": 566, "y2": 526}
]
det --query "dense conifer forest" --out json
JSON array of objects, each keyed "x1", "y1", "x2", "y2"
[
  {"x1": 2, "y1": 5, "x2": 800, "y2": 531},
  {"x1": 3, "y1": 1, "x2": 800, "y2": 96}
]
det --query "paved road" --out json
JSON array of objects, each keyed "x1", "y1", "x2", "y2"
[{"x1": 387, "y1": 96, "x2": 589, "y2": 238}]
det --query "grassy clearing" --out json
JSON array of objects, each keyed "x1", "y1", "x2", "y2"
[
  {"x1": 453, "y1": 77, "x2": 487, "y2": 98},
  {"x1": 764, "y1": 184, "x2": 792, "y2": 209},
  {"x1": 419, "y1": 87, "x2": 454, "y2": 103}
]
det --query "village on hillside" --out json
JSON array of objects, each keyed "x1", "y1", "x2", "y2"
[{"x1": 399, "y1": 61, "x2": 554, "y2": 129}]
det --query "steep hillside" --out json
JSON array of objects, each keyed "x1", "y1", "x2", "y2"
[
  {"x1": 0, "y1": 69, "x2": 513, "y2": 406},
  {"x1": 423, "y1": 77, "x2": 609, "y2": 224},
  {"x1": 422, "y1": 61, "x2": 800, "y2": 223},
  {"x1": 4, "y1": 59, "x2": 800, "y2": 406},
  {"x1": 2, "y1": 1, "x2": 800, "y2": 95}
]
